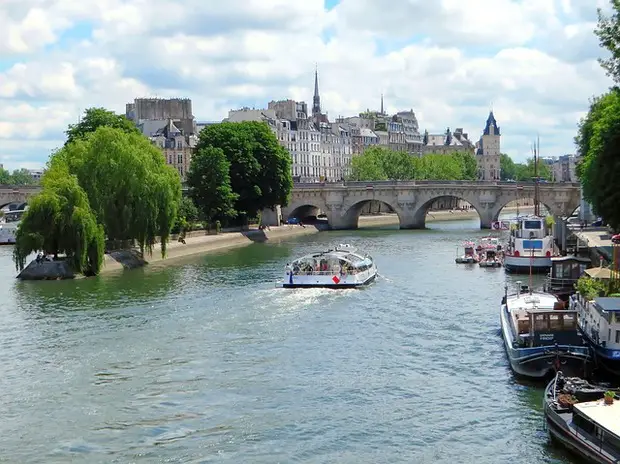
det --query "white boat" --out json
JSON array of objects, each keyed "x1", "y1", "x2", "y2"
[
  {"x1": 455, "y1": 241, "x2": 479, "y2": 264},
  {"x1": 479, "y1": 248, "x2": 502, "y2": 268},
  {"x1": 281, "y1": 244, "x2": 377, "y2": 288},
  {"x1": 0, "y1": 209, "x2": 25, "y2": 245},
  {"x1": 500, "y1": 283, "x2": 590, "y2": 379},
  {"x1": 504, "y1": 215, "x2": 554, "y2": 273}
]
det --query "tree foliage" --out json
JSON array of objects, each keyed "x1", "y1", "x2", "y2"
[
  {"x1": 576, "y1": 89, "x2": 620, "y2": 229},
  {"x1": 65, "y1": 107, "x2": 140, "y2": 146},
  {"x1": 186, "y1": 146, "x2": 238, "y2": 224},
  {"x1": 13, "y1": 169, "x2": 104, "y2": 275},
  {"x1": 595, "y1": 1, "x2": 620, "y2": 83},
  {"x1": 178, "y1": 196, "x2": 200, "y2": 224},
  {"x1": 500, "y1": 153, "x2": 552, "y2": 181},
  {"x1": 50, "y1": 126, "x2": 182, "y2": 256},
  {"x1": 194, "y1": 122, "x2": 292, "y2": 219},
  {"x1": 576, "y1": 275, "x2": 609, "y2": 301},
  {"x1": 349, "y1": 147, "x2": 478, "y2": 181},
  {"x1": 0, "y1": 167, "x2": 37, "y2": 185}
]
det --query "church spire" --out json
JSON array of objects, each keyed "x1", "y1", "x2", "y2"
[
  {"x1": 380, "y1": 93, "x2": 384, "y2": 115},
  {"x1": 312, "y1": 65, "x2": 321, "y2": 116}
]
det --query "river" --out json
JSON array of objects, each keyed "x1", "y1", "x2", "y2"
[{"x1": 0, "y1": 216, "x2": 581, "y2": 463}]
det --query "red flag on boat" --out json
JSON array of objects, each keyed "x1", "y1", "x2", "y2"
[{"x1": 332, "y1": 275, "x2": 341, "y2": 284}]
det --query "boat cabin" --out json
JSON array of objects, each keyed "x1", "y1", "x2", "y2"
[
  {"x1": 510, "y1": 216, "x2": 548, "y2": 240},
  {"x1": 545, "y1": 256, "x2": 590, "y2": 300},
  {"x1": 508, "y1": 293, "x2": 581, "y2": 348},
  {"x1": 571, "y1": 400, "x2": 620, "y2": 458},
  {"x1": 578, "y1": 297, "x2": 620, "y2": 350},
  {"x1": 289, "y1": 249, "x2": 373, "y2": 276}
]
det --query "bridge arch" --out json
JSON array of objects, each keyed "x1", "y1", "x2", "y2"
[
  {"x1": 410, "y1": 193, "x2": 485, "y2": 229},
  {"x1": 0, "y1": 201, "x2": 28, "y2": 210},
  {"x1": 492, "y1": 197, "x2": 557, "y2": 223},
  {"x1": 283, "y1": 198, "x2": 329, "y2": 225},
  {"x1": 339, "y1": 199, "x2": 403, "y2": 229}
]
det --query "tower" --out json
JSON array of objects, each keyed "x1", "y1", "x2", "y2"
[
  {"x1": 312, "y1": 66, "x2": 321, "y2": 117},
  {"x1": 478, "y1": 111, "x2": 501, "y2": 180}
]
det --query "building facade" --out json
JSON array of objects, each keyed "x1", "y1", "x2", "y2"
[
  {"x1": 127, "y1": 98, "x2": 198, "y2": 181},
  {"x1": 422, "y1": 127, "x2": 475, "y2": 155},
  {"x1": 550, "y1": 154, "x2": 578, "y2": 182},
  {"x1": 476, "y1": 112, "x2": 501, "y2": 180}
]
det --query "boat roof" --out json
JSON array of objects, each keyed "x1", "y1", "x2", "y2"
[
  {"x1": 507, "y1": 292, "x2": 559, "y2": 310},
  {"x1": 292, "y1": 246, "x2": 370, "y2": 265},
  {"x1": 574, "y1": 400, "x2": 620, "y2": 439},
  {"x1": 594, "y1": 297, "x2": 620, "y2": 313},
  {"x1": 551, "y1": 255, "x2": 591, "y2": 263}
]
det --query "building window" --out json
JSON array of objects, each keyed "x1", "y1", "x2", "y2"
[{"x1": 177, "y1": 154, "x2": 183, "y2": 164}]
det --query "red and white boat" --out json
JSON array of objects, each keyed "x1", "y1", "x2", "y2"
[{"x1": 504, "y1": 215, "x2": 554, "y2": 273}]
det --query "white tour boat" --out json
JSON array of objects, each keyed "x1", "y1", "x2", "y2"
[
  {"x1": 455, "y1": 241, "x2": 479, "y2": 264},
  {"x1": 281, "y1": 244, "x2": 377, "y2": 288},
  {"x1": 504, "y1": 215, "x2": 554, "y2": 273},
  {"x1": 0, "y1": 209, "x2": 25, "y2": 245}
]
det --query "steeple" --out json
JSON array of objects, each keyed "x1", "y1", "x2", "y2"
[
  {"x1": 483, "y1": 111, "x2": 500, "y2": 136},
  {"x1": 312, "y1": 65, "x2": 321, "y2": 116},
  {"x1": 380, "y1": 93, "x2": 384, "y2": 115}
]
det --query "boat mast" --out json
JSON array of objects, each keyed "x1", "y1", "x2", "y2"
[{"x1": 534, "y1": 136, "x2": 540, "y2": 217}]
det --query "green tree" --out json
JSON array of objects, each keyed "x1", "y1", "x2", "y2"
[
  {"x1": 50, "y1": 126, "x2": 182, "y2": 256},
  {"x1": 9, "y1": 168, "x2": 36, "y2": 185},
  {"x1": 414, "y1": 154, "x2": 463, "y2": 180},
  {"x1": 195, "y1": 122, "x2": 292, "y2": 220},
  {"x1": 451, "y1": 152, "x2": 477, "y2": 180},
  {"x1": 0, "y1": 167, "x2": 10, "y2": 184},
  {"x1": 178, "y1": 196, "x2": 199, "y2": 224},
  {"x1": 595, "y1": 1, "x2": 620, "y2": 83},
  {"x1": 350, "y1": 147, "x2": 390, "y2": 180},
  {"x1": 500, "y1": 153, "x2": 517, "y2": 180},
  {"x1": 65, "y1": 107, "x2": 140, "y2": 145},
  {"x1": 576, "y1": 89, "x2": 620, "y2": 229},
  {"x1": 186, "y1": 147, "x2": 238, "y2": 224},
  {"x1": 13, "y1": 169, "x2": 104, "y2": 275}
]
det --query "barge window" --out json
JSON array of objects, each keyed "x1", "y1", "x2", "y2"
[
  {"x1": 549, "y1": 314, "x2": 562, "y2": 330},
  {"x1": 573, "y1": 413, "x2": 596, "y2": 435},
  {"x1": 523, "y1": 220, "x2": 542, "y2": 229},
  {"x1": 534, "y1": 314, "x2": 548, "y2": 331},
  {"x1": 616, "y1": 330, "x2": 620, "y2": 344}
]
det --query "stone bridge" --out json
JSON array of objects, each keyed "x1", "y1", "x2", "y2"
[
  {"x1": 0, "y1": 185, "x2": 41, "y2": 209},
  {"x1": 279, "y1": 181, "x2": 581, "y2": 229}
]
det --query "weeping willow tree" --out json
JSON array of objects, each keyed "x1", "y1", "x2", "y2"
[
  {"x1": 49, "y1": 126, "x2": 182, "y2": 257},
  {"x1": 13, "y1": 171, "x2": 105, "y2": 275}
]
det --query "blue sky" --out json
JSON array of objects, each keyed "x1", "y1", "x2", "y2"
[{"x1": 0, "y1": 0, "x2": 613, "y2": 171}]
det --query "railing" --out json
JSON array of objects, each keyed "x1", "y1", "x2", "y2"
[
  {"x1": 546, "y1": 276, "x2": 580, "y2": 289},
  {"x1": 292, "y1": 180, "x2": 581, "y2": 189}
]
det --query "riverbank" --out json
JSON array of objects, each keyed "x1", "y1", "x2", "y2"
[{"x1": 101, "y1": 224, "x2": 320, "y2": 274}]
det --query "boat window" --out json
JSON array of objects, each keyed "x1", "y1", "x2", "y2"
[
  {"x1": 522, "y1": 239, "x2": 543, "y2": 249},
  {"x1": 574, "y1": 412, "x2": 596, "y2": 435},
  {"x1": 534, "y1": 314, "x2": 548, "y2": 331},
  {"x1": 563, "y1": 314, "x2": 576, "y2": 329},
  {"x1": 523, "y1": 220, "x2": 542, "y2": 229},
  {"x1": 549, "y1": 314, "x2": 562, "y2": 330}
]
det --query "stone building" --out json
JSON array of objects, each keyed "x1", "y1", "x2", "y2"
[
  {"x1": 550, "y1": 154, "x2": 578, "y2": 182},
  {"x1": 422, "y1": 127, "x2": 475, "y2": 155},
  {"x1": 476, "y1": 111, "x2": 501, "y2": 180},
  {"x1": 139, "y1": 119, "x2": 197, "y2": 180}
]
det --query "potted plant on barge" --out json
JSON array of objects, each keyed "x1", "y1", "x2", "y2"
[
  {"x1": 558, "y1": 393, "x2": 579, "y2": 410},
  {"x1": 604, "y1": 391, "x2": 615, "y2": 405}
]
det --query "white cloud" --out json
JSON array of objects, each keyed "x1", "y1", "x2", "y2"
[{"x1": 0, "y1": 0, "x2": 614, "y2": 171}]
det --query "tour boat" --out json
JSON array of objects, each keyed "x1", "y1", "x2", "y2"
[
  {"x1": 0, "y1": 209, "x2": 25, "y2": 245},
  {"x1": 500, "y1": 283, "x2": 590, "y2": 379},
  {"x1": 544, "y1": 371, "x2": 620, "y2": 463},
  {"x1": 504, "y1": 215, "x2": 555, "y2": 273},
  {"x1": 570, "y1": 294, "x2": 620, "y2": 377},
  {"x1": 479, "y1": 248, "x2": 502, "y2": 268},
  {"x1": 455, "y1": 241, "x2": 479, "y2": 264},
  {"x1": 281, "y1": 244, "x2": 377, "y2": 288}
]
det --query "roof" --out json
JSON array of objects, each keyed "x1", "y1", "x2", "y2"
[
  {"x1": 585, "y1": 267, "x2": 613, "y2": 280},
  {"x1": 552, "y1": 256, "x2": 591, "y2": 263},
  {"x1": 574, "y1": 399, "x2": 620, "y2": 438},
  {"x1": 594, "y1": 297, "x2": 620, "y2": 312},
  {"x1": 507, "y1": 292, "x2": 559, "y2": 311}
]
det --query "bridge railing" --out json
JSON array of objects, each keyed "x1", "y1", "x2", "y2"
[{"x1": 292, "y1": 180, "x2": 581, "y2": 188}]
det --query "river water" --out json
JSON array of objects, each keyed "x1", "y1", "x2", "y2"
[{"x1": 0, "y1": 216, "x2": 581, "y2": 463}]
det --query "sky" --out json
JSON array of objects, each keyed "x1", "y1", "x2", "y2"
[{"x1": 0, "y1": 0, "x2": 615, "y2": 171}]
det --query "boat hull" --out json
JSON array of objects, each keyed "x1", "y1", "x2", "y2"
[
  {"x1": 544, "y1": 380, "x2": 616, "y2": 464},
  {"x1": 578, "y1": 330, "x2": 620, "y2": 377},
  {"x1": 281, "y1": 268, "x2": 377, "y2": 289},
  {"x1": 504, "y1": 255, "x2": 552, "y2": 273},
  {"x1": 455, "y1": 257, "x2": 477, "y2": 264},
  {"x1": 479, "y1": 261, "x2": 501, "y2": 268},
  {"x1": 500, "y1": 305, "x2": 589, "y2": 379}
]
